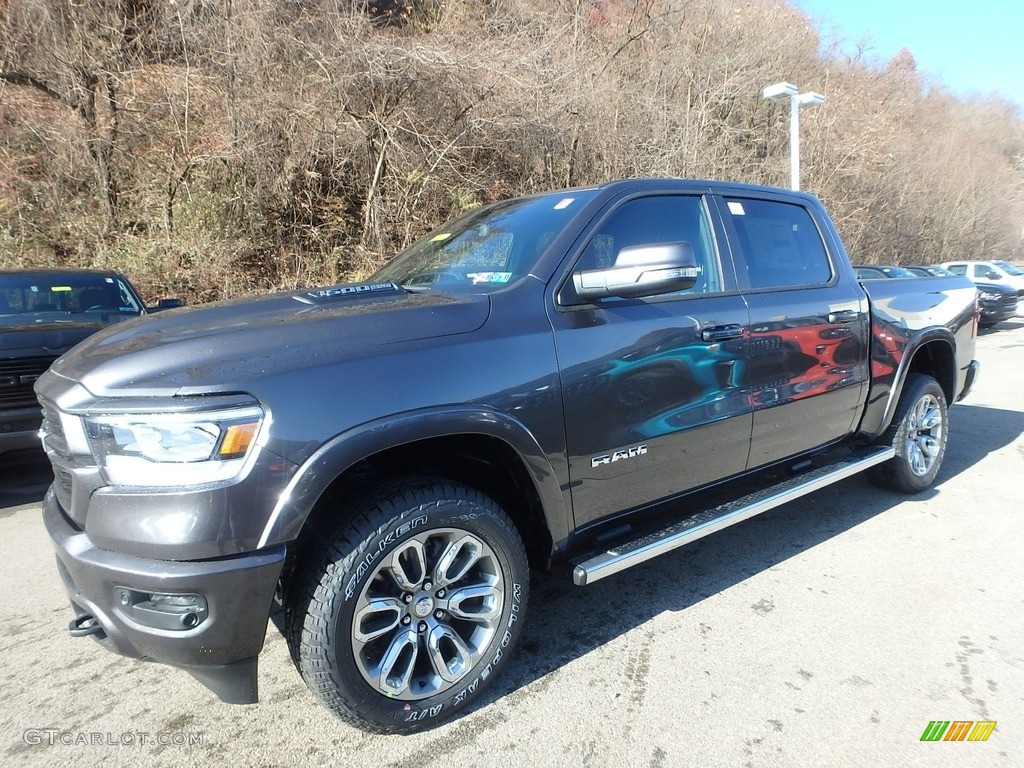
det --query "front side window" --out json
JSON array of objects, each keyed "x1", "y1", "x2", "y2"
[
  {"x1": 573, "y1": 195, "x2": 721, "y2": 295},
  {"x1": 973, "y1": 265, "x2": 992, "y2": 278},
  {"x1": 725, "y1": 198, "x2": 832, "y2": 289}
]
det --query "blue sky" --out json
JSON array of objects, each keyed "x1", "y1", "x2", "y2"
[{"x1": 793, "y1": 0, "x2": 1024, "y2": 110}]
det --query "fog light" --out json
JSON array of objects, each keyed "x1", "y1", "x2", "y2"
[{"x1": 115, "y1": 587, "x2": 209, "y2": 631}]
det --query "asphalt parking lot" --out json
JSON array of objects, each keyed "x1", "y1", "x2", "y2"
[{"x1": 2, "y1": 320, "x2": 1022, "y2": 768}]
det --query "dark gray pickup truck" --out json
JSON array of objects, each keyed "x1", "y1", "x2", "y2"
[{"x1": 35, "y1": 179, "x2": 979, "y2": 733}]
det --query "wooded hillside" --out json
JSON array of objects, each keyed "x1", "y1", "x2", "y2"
[{"x1": 2, "y1": 0, "x2": 1022, "y2": 303}]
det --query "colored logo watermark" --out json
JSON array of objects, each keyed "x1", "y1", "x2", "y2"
[{"x1": 920, "y1": 721, "x2": 997, "y2": 742}]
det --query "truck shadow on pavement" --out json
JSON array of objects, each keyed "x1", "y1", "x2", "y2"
[
  {"x1": 980, "y1": 317, "x2": 1023, "y2": 334},
  {"x1": 461, "y1": 401, "x2": 1024, "y2": 724}
]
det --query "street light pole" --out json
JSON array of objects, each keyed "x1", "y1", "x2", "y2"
[
  {"x1": 762, "y1": 82, "x2": 826, "y2": 191},
  {"x1": 788, "y1": 91, "x2": 801, "y2": 192}
]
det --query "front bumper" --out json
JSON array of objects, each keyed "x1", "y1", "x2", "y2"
[
  {"x1": 979, "y1": 301, "x2": 1017, "y2": 325},
  {"x1": 44, "y1": 488, "x2": 286, "y2": 704}
]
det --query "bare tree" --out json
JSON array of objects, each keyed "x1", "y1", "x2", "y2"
[{"x1": 2, "y1": 0, "x2": 1021, "y2": 299}]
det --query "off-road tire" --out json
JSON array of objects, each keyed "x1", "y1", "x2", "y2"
[
  {"x1": 285, "y1": 479, "x2": 529, "y2": 734},
  {"x1": 867, "y1": 373, "x2": 948, "y2": 494}
]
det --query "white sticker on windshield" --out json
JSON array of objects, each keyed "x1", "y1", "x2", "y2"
[
  {"x1": 554, "y1": 198, "x2": 575, "y2": 210},
  {"x1": 728, "y1": 201, "x2": 745, "y2": 215},
  {"x1": 467, "y1": 272, "x2": 513, "y2": 284}
]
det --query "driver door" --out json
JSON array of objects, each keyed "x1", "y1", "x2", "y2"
[{"x1": 548, "y1": 193, "x2": 753, "y2": 529}]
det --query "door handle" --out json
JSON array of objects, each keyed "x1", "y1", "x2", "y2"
[
  {"x1": 827, "y1": 310, "x2": 859, "y2": 324},
  {"x1": 701, "y1": 324, "x2": 744, "y2": 343}
]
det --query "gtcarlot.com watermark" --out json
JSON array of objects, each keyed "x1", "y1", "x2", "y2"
[{"x1": 23, "y1": 728, "x2": 203, "y2": 747}]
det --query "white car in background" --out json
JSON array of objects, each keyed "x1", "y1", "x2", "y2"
[{"x1": 940, "y1": 260, "x2": 1024, "y2": 315}]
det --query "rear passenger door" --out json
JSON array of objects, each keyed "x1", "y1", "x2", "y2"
[
  {"x1": 714, "y1": 194, "x2": 870, "y2": 469},
  {"x1": 549, "y1": 193, "x2": 752, "y2": 529}
]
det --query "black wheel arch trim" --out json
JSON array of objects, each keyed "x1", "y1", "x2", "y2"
[
  {"x1": 859, "y1": 326, "x2": 957, "y2": 439},
  {"x1": 257, "y1": 405, "x2": 569, "y2": 553}
]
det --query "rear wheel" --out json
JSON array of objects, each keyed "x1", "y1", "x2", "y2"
[
  {"x1": 867, "y1": 373, "x2": 948, "y2": 493},
  {"x1": 286, "y1": 479, "x2": 529, "y2": 733}
]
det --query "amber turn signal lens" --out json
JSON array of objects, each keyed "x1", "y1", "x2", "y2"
[{"x1": 218, "y1": 422, "x2": 259, "y2": 458}]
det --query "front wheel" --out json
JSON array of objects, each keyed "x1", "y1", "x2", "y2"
[
  {"x1": 867, "y1": 373, "x2": 948, "y2": 493},
  {"x1": 286, "y1": 480, "x2": 529, "y2": 733}
]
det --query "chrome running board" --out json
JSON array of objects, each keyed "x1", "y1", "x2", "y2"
[{"x1": 571, "y1": 447, "x2": 895, "y2": 586}]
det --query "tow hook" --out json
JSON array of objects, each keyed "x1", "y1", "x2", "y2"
[{"x1": 69, "y1": 614, "x2": 106, "y2": 639}]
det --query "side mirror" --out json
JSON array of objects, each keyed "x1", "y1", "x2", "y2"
[
  {"x1": 149, "y1": 298, "x2": 183, "y2": 312},
  {"x1": 573, "y1": 242, "x2": 699, "y2": 300},
  {"x1": 985, "y1": 272, "x2": 1001, "y2": 280}
]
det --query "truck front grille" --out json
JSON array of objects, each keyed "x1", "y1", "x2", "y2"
[
  {"x1": 0, "y1": 356, "x2": 56, "y2": 407},
  {"x1": 38, "y1": 399, "x2": 85, "y2": 521},
  {"x1": 39, "y1": 400, "x2": 69, "y2": 457}
]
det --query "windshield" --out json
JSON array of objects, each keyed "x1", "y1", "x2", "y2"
[
  {"x1": 372, "y1": 190, "x2": 599, "y2": 291},
  {"x1": 0, "y1": 274, "x2": 143, "y2": 316},
  {"x1": 994, "y1": 260, "x2": 1023, "y2": 276}
]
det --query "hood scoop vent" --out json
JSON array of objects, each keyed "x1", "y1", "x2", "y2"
[{"x1": 291, "y1": 282, "x2": 402, "y2": 305}]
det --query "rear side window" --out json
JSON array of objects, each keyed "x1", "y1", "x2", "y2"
[
  {"x1": 946, "y1": 264, "x2": 967, "y2": 275},
  {"x1": 725, "y1": 198, "x2": 832, "y2": 289}
]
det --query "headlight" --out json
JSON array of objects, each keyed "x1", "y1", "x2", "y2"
[{"x1": 85, "y1": 406, "x2": 264, "y2": 487}]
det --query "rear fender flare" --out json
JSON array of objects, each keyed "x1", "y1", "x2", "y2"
[{"x1": 868, "y1": 327, "x2": 956, "y2": 438}]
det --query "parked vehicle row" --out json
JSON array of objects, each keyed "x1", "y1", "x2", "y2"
[
  {"x1": 942, "y1": 260, "x2": 1024, "y2": 323},
  {"x1": 853, "y1": 265, "x2": 918, "y2": 280},
  {"x1": 854, "y1": 261, "x2": 1021, "y2": 329}
]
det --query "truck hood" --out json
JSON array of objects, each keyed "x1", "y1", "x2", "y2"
[
  {"x1": 974, "y1": 281, "x2": 1016, "y2": 295},
  {"x1": 0, "y1": 313, "x2": 136, "y2": 358},
  {"x1": 46, "y1": 283, "x2": 490, "y2": 397}
]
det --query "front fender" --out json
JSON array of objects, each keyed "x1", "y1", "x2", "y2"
[{"x1": 257, "y1": 406, "x2": 569, "y2": 552}]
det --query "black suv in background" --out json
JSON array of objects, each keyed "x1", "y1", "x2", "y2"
[
  {"x1": 1, "y1": 269, "x2": 180, "y2": 455},
  {"x1": 973, "y1": 281, "x2": 1018, "y2": 328}
]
